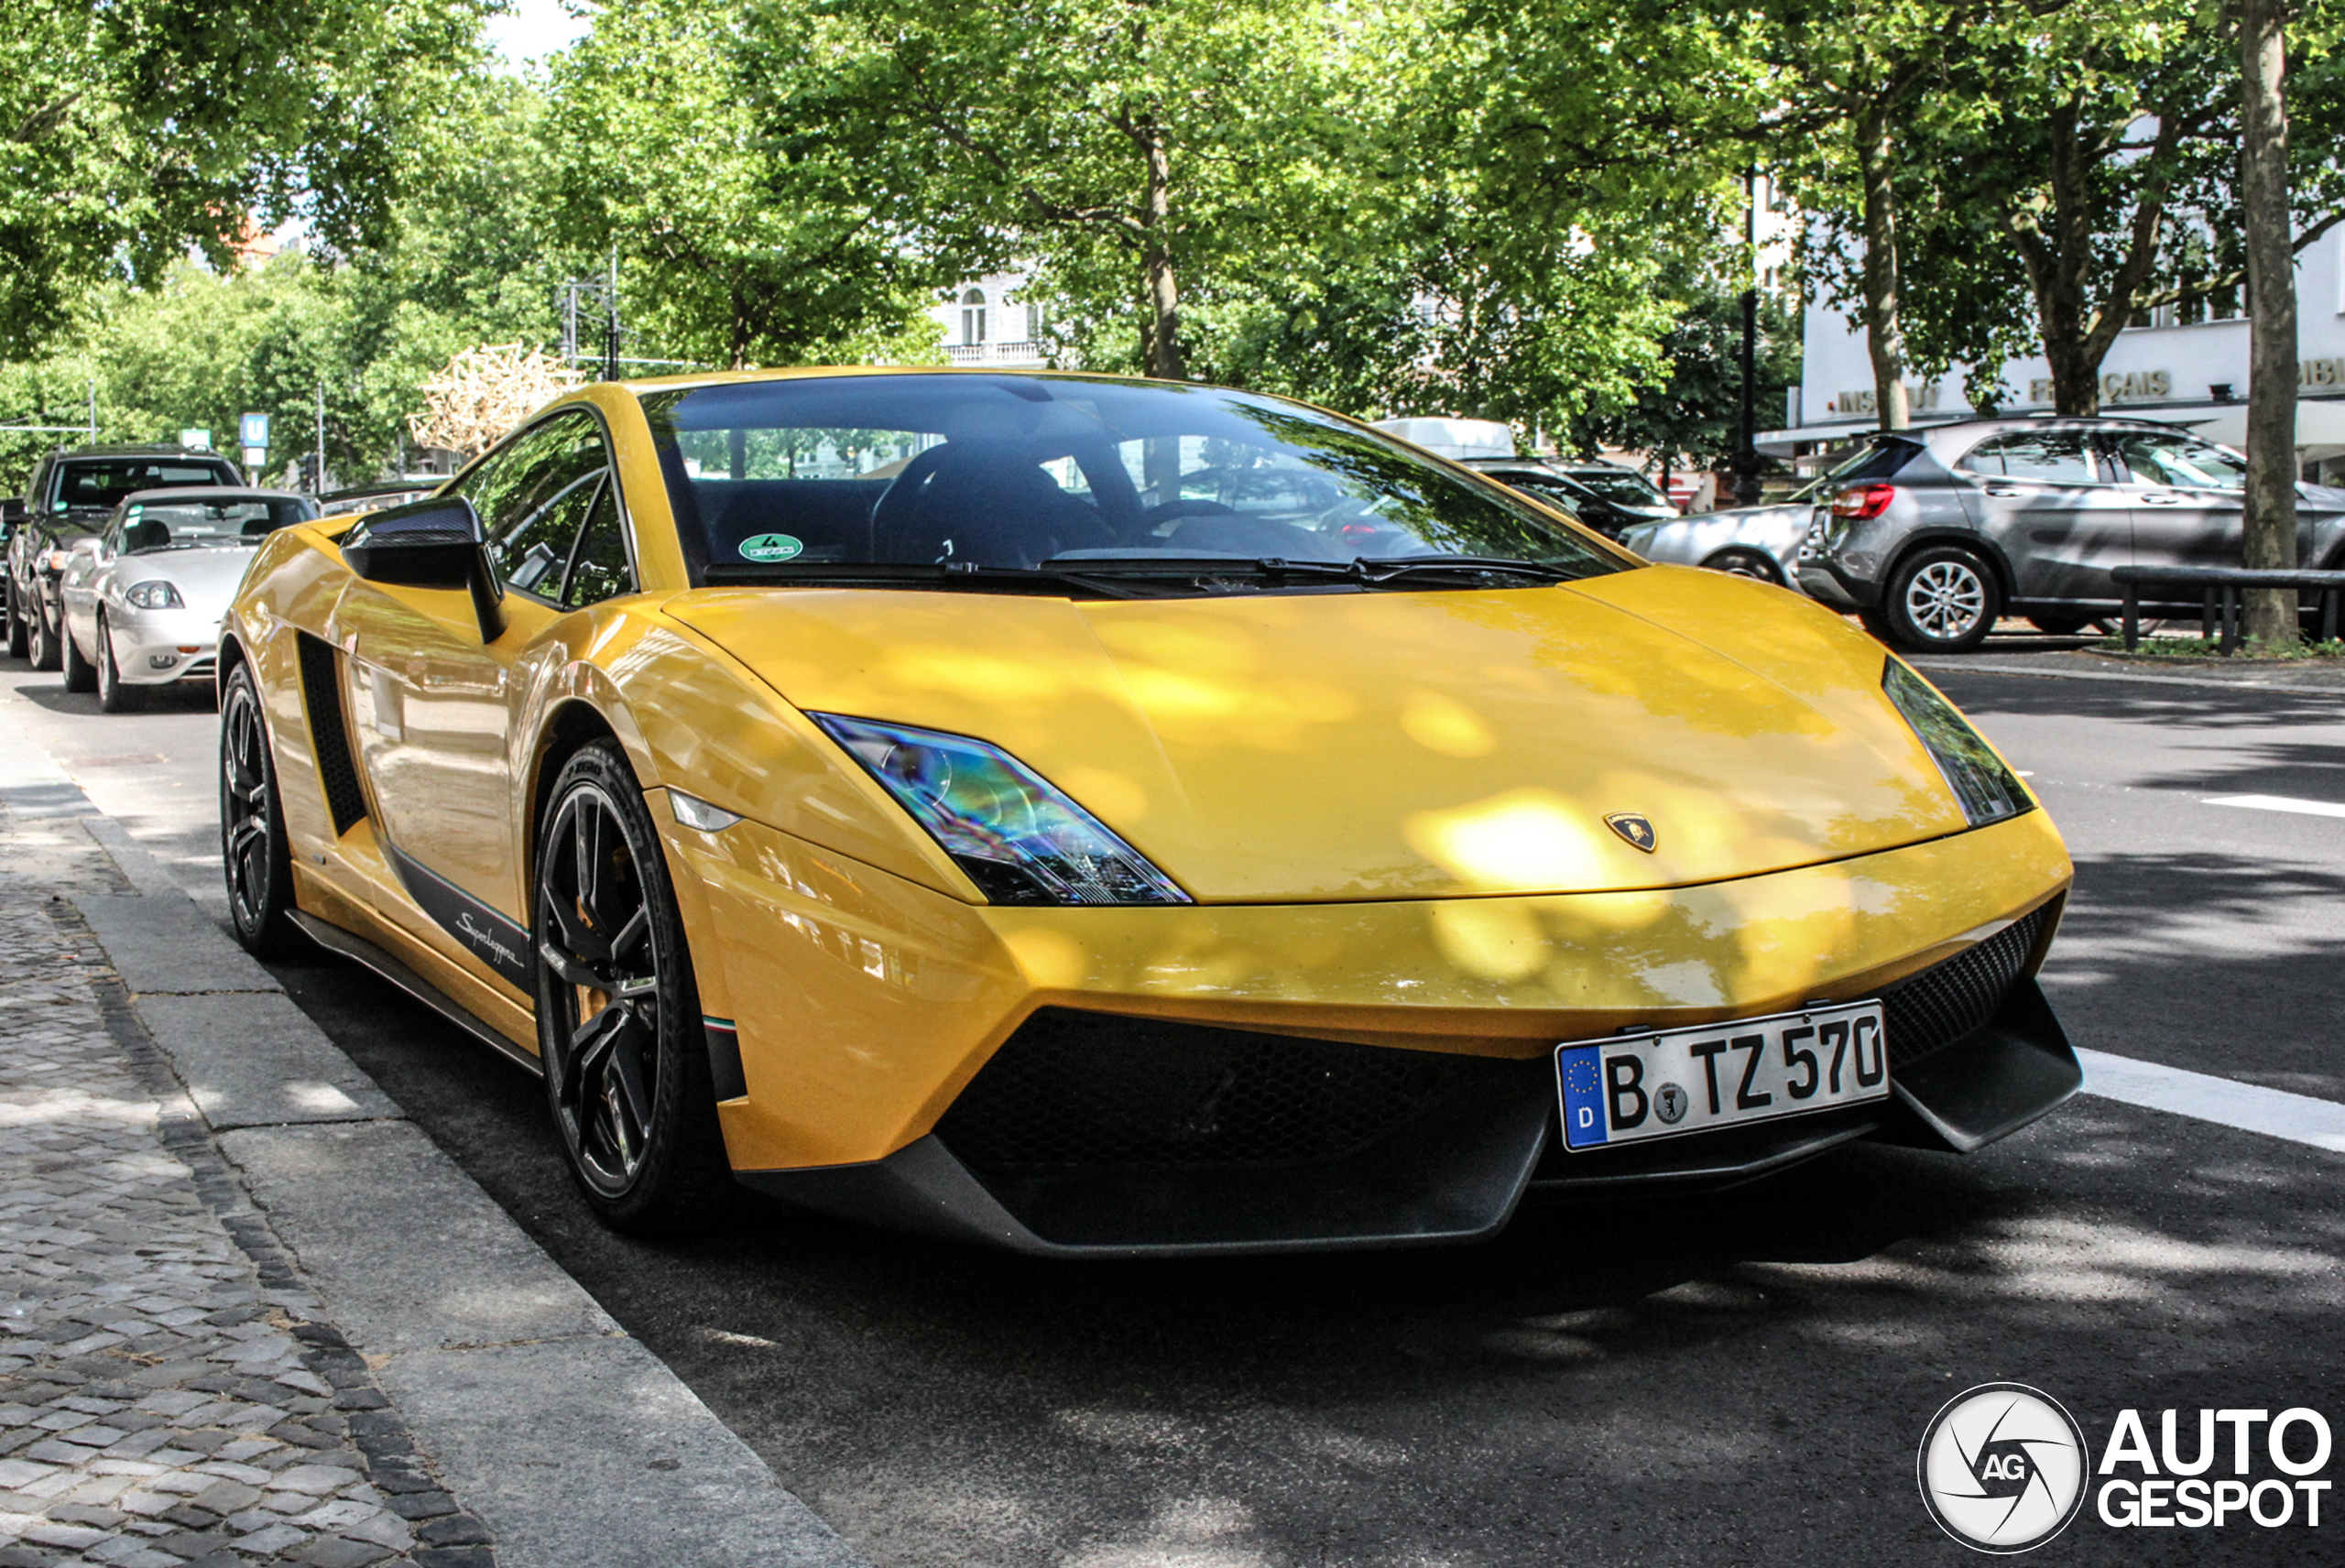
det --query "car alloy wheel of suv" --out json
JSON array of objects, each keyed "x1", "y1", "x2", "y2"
[{"x1": 1880, "y1": 546, "x2": 2001, "y2": 654}]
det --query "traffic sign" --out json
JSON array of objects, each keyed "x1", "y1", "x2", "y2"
[{"x1": 240, "y1": 412, "x2": 270, "y2": 448}]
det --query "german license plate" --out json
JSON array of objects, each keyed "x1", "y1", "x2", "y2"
[{"x1": 1554, "y1": 1001, "x2": 1889, "y2": 1151}]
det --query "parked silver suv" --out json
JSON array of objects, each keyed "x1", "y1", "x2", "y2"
[{"x1": 1795, "y1": 416, "x2": 2345, "y2": 652}]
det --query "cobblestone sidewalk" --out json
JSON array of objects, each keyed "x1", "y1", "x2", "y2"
[{"x1": 0, "y1": 804, "x2": 494, "y2": 1568}]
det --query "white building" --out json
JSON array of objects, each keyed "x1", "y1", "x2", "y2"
[
  {"x1": 930, "y1": 271, "x2": 1050, "y2": 367},
  {"x1": 1776, "y1": 227, "x2": 2345, "y2": 480}
]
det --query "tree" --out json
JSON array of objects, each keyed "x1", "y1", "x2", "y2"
[
  {"x1": 2241, "y1": 0, "x2": 2298, "y2": 647},
  {"x1": 548, "y1": 0, "x2": 947, "y2": 371},
  {"x1": 743, "y1": 0, "x2": 1344, "y2": 381},
  {"x1": 0, "y1": 0, "x2": 490, "y2": 359}
]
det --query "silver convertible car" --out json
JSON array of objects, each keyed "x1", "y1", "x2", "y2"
[{"x1": 56, "y1": 487, "x2": 318, "y2": 710}]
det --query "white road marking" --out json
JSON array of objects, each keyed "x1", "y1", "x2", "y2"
[
  {"x1": 2078, "y1": 1048, "x2": 2345, "y2": 1154},
  {"x1": 2202, "y1": 793, "x2": 2345, "y2": 820}
]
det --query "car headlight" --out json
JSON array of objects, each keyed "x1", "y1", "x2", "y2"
[
  {"x1": 813, "y1": 713, "x2": 1190, "y2": 907},
  {"x1": 40, "y1": 548, "x2": 72, "y2": 573},
  {"x1": 1882, "y1": 659, "x2": 2030, "y2": 826},
  {"x1": 124, "y1": 580, "x2": 184, "y2": 609}
]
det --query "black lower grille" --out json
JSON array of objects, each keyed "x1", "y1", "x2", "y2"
[
  {"x1": 934, "y1": 1008, "x2": 1512, "y2": 1174},
  {"x1": 1883, "y1": 904, "x2": 2049, "y2": 1068},
  {"x1": 297, "y1": 631, "x2": 366, "y2": 835}
]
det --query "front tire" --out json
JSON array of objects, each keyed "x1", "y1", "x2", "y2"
[
  {"x1": 60, "y1": 614, "x2": 96, "y2": 692},
  {"x1": 1701, "y1": 548, "x2": 1786, "y2": 586},
  {"x1": 5, "y1": 593, "x2": 26, "y2": 659},
  {"x1": 1880, "y1": 545, "x2": 2001, "y2": 654},
  {"x1": 220, "y1": 662, "x2": 301, "y2": 956},
  {"x1": 94, "y1": 615, "x2": 142, "y2": 710},
  {"x1": 534, "y1": 740, "x2": 733, "y2": 1236},
  {"x1": 27, "y1": 601, "x2": 60, "y2": 672}
]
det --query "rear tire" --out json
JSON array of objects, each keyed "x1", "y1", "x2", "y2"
[
  {"x1": 1700, "y1": 549, "x2": 1785, "y2": 586},
  {"x1": 1880, "y1": 545, "x2": 2001, "y2": 654},
  {"x1": 27, "y1": 602, "x2": 60, "y2": 672},
  {"x1": 5, "y1": 594, "x2": 26, "y2": 659},
  {"x1": 534, "y1": 739, "x2": 735, "y2": 1236},
  {"x1": 60, "y1": 615, "x2": 95, "y2": 693},
  {"x1": 220, "y1": 662, "x2": 302, "y2": 957},
  {"x1": 96, "y1": 615, "x2": 144, "y2": 712}
]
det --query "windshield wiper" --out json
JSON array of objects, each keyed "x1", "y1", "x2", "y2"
[
  {"x1": 701, "y1": 560, "x2": 1151, "y2": 599},
  {"x1": 1348, "y1": 554, "x2": 1574, "y2": 584}
]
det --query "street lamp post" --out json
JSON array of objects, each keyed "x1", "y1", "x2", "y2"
[{"x1": 1733, "y1": 167, "x2": 1764, "y2": 507}]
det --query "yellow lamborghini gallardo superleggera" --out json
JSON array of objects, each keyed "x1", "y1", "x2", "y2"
[{"x1": 219, "y1": 369, "x2": 2078, "y2": 1252}]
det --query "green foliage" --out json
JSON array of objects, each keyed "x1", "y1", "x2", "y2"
[
  {"x1": 0, "y1": 0, "x2": 492, "y2": 359},
  {"x1": 545, "y1": 0, "x2": 950, "y2": 370}
]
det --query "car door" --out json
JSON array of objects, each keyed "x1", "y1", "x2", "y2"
[
  {"x1": 2111, "y1": 430, "x2": 2251, "y2": 572},
  {"x1": 57, "y1": 506, "x2": 122, "y2": 654},
  {"x1": 1950, "y1": 430, "x2": 2131, "y2": 605},
  {"x1": 335, "y1": 411, "x2": 617, "y2": 976}
]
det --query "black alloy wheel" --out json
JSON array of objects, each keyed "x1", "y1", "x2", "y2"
[
  {"x1": 60, "y1": 614, "x2": 96, "y2": 694},
  {"x1": 219, "y1": 662, "x2": 301, "y2": 956},
  {"x1": 26, "y1": 600, "x2": 60, "y2": 672},
  {"x1": 534, "y1": 739, "x2": 732, "y2": 1235},
  {"x1": 1702, "y1": 549, "x2": 1785, "y2": 586},
  {"x1": 96, "y1": 615, "x2": 145, "y2": 712},
  {"x1": 1880, "y1": 544, "x2": 2001, "y2": 655}
]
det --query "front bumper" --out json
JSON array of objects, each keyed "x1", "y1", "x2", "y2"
[
  {"x1": 671, "y1": 805, "x2": 2076, "y2": 1254},
  {"x1": 108, "y1": 608, "x2": 222, "y2": 685}
]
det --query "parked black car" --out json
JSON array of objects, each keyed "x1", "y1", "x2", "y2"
[
  {"x1": 1460, "y1": 457, "x2": 1680, "y2": 538},
  {"x1": 5, "y1": 445, "x2": 242, "y2": 669}
]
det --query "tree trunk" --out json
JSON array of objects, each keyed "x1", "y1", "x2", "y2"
[
  {"x1": 2039, "y1": 99, "x2": 2103, "y2": 415},
  {"x1": 2241, "y1": 0, "x2": 2299, "y2": 648},
  {"x1": 1138, "y1": 118, "x2": 1183, "y2": 381},
  {"x1": 1858, "y1": 99, "x2": 1910, "y2": 430}
]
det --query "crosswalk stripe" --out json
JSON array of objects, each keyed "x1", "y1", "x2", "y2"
[{"x1": 2078, "y1": 1048, "x2": 2345, "y2": 1154}]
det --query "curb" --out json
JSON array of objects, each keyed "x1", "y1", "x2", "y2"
[{"x1": 0, "y1": 700, "x2": 867, "y2": 1568}]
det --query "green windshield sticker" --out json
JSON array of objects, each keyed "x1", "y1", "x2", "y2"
[{"x1": 738, "y1": 533, "x2": 803, "y2": 562}]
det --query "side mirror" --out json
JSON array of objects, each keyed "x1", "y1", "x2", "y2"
[
  {"x1": 69, "y1": 535, "x2": 101, "y2": 557},
  {"x1": 0, "y1": 498, "x2": 25, "y2": 529},
  {"x1": 339, "y1": 495, "x2": 505, "y2": 641}
]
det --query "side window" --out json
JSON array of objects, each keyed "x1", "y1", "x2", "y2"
[
  {"x1": 1958, "y1": 433, "x2": 2099, "y2": 485},
  {"x1": 561, "y1": 482, "x2": 632, "y2": 607},
  {"x1": 458, "y1": 411, "x2": 614, "y2": 596},
  {"x1": 2117, "y1": 435, "x2": 2246, "y2": 493}
]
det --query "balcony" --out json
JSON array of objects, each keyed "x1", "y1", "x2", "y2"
[{"x1": 946, "y1": 341, "x2": 1049, "y2": 366}]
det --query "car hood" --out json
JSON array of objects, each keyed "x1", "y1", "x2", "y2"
[
  {"x1": 115, "y1": 546, "x2": 255, "y2": 609},
  {"x1": 666, "y1": 568, "x2": 1970, "y2": 903}
]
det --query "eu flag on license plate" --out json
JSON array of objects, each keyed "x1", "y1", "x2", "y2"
[{"x1": 1558, "y1": 1045, "x2": 1606, "y2": 1148}]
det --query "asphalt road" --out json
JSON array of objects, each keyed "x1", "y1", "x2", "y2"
[{"x1": 5, "y1": 651, "x2": 2342, "y2": 1567}]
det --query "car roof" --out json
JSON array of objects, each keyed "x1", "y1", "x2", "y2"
[
  {"x1": 118, "y1": 487, "x2": 308, "y2": 506},
  {"x1": 1901, "y1": 415, "x2": 2201, "y2": 456},
  {"x1": 49, "y1": 445, "x2": 237, "y2": 461}
]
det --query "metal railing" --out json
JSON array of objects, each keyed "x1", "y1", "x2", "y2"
[
  {"x1": 2110, "y1": 564, "x2": 2345, "y2": 653},
  {"x1": 945, "y1": 342, "x2": 1046, "y2": 365}
]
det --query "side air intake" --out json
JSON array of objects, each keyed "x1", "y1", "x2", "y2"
[{"x1": 296, "y1": 632, "x2": 367, "y2": 835}]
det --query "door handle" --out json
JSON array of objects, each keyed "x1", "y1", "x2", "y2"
[
  {"x1": 2141, "y1": 494, "x2": 2183, "y2": 506},
  {"x1": 1982, "y1": 485, "x2": 2023, "y2": 497}
]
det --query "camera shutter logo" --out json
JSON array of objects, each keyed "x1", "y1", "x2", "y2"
[{"x1": 1917, "y1": 1384, "x2": 2089, "y2": 1553}]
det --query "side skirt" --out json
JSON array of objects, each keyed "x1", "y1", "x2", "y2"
[{"x1": 288, "y1": 909, "x2": 543, "y2": 1079}]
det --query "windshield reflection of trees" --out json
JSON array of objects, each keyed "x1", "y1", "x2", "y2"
[{"x1": 1223, "y1": 406, "x2": 1618, "y2": 575}]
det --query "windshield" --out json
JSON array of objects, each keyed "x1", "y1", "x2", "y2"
[
  {"x1": 119, "y1": 497, "x2": 311, "y2": 550},
  {"x1": 1561, "y1": 469, "x2": 1673, "y2": 509},
  {"x1": 641, "y1": 375, "x2": 1626, "y2": 593},
  {"x1": 52, "y1": 459, "x2": 238, "y2": 512}
]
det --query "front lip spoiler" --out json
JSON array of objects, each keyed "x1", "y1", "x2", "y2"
[{"x1": 738, "y1": 977, "x2": 2080, "y2": 1258}]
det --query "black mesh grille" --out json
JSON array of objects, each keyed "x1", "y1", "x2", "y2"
[
  {"x1": 297, "y1": 632, "x2": 367, "y2": 835},
  {"x1": 934, "y1": 1008, "x2": 1511, "y2": 1174},
  {"x1": 1883, "y1": 905, "x2": 2048, "y2": 1068}
]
